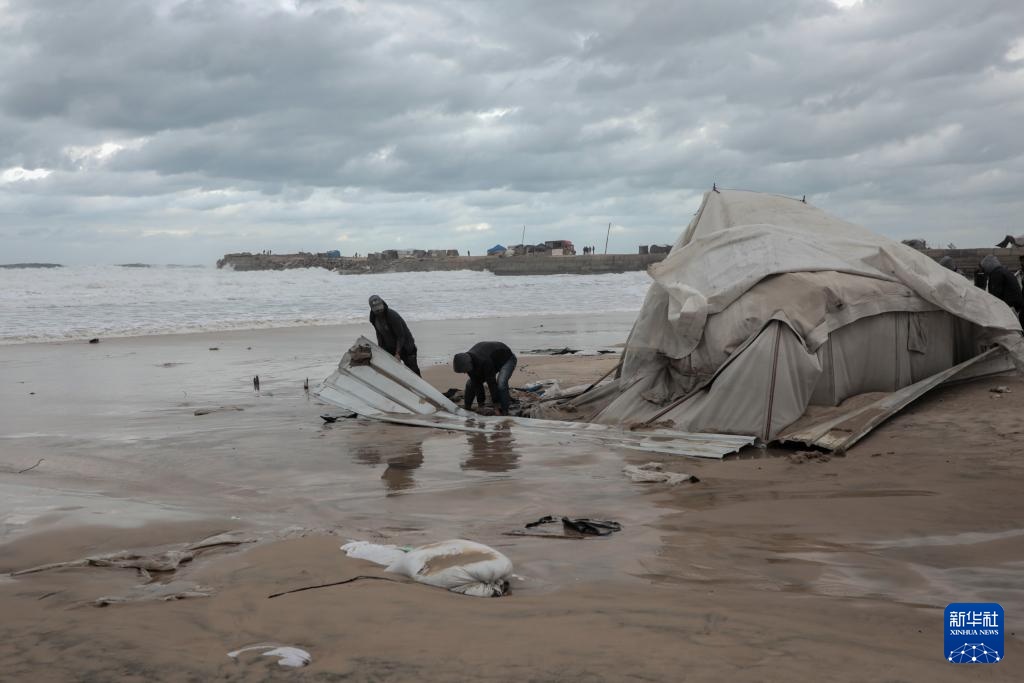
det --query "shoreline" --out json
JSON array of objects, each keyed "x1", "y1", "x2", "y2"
[{"x1": 0, "y1": 309, "x2": 639, "y2": 348}]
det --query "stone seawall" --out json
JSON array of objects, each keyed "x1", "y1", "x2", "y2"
[{"x1": 216, "y1": 252, "x2": 665, "y2": 275}]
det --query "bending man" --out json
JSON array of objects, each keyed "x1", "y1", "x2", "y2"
[
  {"x1": 453, "y1": 341, "x2": 517, "y2": 415},
  {"x1": 368, "y1": 295, "x2": 420, "y2": 376}
]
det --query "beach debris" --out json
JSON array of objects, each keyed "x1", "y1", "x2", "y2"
[
  {"x1": 321, "y1": 410, "x2": 357, "y2": 422},
  {"x1": 268, "y1": 575, "x2": 403, "y2": 598},
  {"x1": 228, "y1": 644, "x2": 311, "y2": 668},
  {"x1": 990, "y1": 385, "x2": 1011, "y2": 394},
  {"x1": 520, "y1": 379, "x2": 562, "y2": 398},
  {"x1": 88, "y1": 338, "x2": 99, "y2": 344},
  {"x1": 623, "y1": 462, "x2": 699, "y2": 485},
  {"x1": 787, "y1": 450, "x2": 832, "y2": 464},
  {"x1": 253, "y1": 375, "x2": 260, "y2": 391},
  {"x1": 95, "y1": 581, "x2": 213, "y2": 607},
  {"x1": 528, "y1": 347, "x2": 579, "y2": 355},
  {"x1": 194, "y1": 405, "x2": 245, "y2": 416},
  {"x1": 525, "y1": 516, "x2": 622, "y2": 536},
  {"x1": 502, "y1": 530, "x2": 588, "y2": 540},
  {"x1": 17, "y1": 458, "x2": 44, "y2": 474},
  {"x1": 340, "y1": 539, "x2": 514, "y2": 597},
  {"x1": 11, "y1": 532, "x2": 255, "y2": 577},
  {"x1": 348, "y1": 342, "x2": 373, "y2": 365},
  {"x1": 208, "y1": 347, "x2": 219, "y2": 351}
]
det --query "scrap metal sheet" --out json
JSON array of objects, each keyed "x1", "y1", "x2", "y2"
[{"x1": 315, "y1": 337, "x2": 754, "y2": 459}]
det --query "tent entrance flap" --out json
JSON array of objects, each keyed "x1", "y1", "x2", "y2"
[{"x1": 314, "y1": 337, "x2": 755, "y2": 459}]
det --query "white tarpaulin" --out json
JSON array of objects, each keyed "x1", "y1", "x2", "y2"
[{"x1": 585, "y1": 189, "x2": 1022, "y2": 446}]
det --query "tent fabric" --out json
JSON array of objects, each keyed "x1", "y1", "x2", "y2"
[
  {"x1": 588, "y1": 189, "x2": 1024, "y2": 441},
  {"x1": 486, "y1": 244, "x2": 507, "y2": 255},
  {"x1": 622, "y1": 190, "x2": 1023, "y2": 383}
]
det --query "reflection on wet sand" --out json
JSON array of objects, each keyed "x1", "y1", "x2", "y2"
[
  {"x1": 460, "y1": 427, "x2": 520, "y2": 473},
  {"x1": 382, "y1": 443, "x2": 425, "y2": 494},
  {"x1": 352, "y1": 444, "x2": 426, "y2": 494}
]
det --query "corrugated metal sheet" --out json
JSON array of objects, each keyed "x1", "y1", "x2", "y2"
[
  {"x1": 778, "y1": 348, "x2": 1002, "y2": 452},
  {"x1": 315, "y1": 337, "x2": 754, "y2": 459}
]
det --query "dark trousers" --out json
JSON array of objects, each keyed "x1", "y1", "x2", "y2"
[
  {"x1": 400, "y1": 351, "x2": 421, "y2": 376},
  {"x1": 463, "y1": 356, "x2": 517, "y2": 413}
]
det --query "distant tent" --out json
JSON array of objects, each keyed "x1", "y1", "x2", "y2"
[
  {"x1": 572, "y1": 190, "x2": 1023, "y2": 451},
  {"x1": 486, "y1": 244, "x2": 507, "y2": 255}
]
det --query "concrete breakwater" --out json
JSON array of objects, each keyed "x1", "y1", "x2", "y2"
[{"x1": 216, "y1": 252, "x2": 666, "y2": 275}]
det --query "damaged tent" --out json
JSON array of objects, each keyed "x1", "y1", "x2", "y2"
[{"x1": 571, "y1": 189, "x2": 1024, "y2": 451}]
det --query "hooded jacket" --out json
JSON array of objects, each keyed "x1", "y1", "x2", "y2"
[
  {"x1": 981, "y1": 255, "x2": 1024, "y2": 311},
  {"x1": 368, "y1": 297, "x2": 416, "y2": 355}
]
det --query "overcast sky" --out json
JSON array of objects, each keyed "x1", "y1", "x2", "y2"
[{"x1": 1, "y1": 0, "x2": 1022, "y2": 264}]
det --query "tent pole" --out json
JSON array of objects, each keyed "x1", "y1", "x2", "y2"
[{"x1": 604, "y1": 222, "x2": 611, "y2": 254}]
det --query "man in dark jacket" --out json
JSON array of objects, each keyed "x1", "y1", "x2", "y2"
[
  {"x1": 453, "y1": 341, "x2": 517, "y2": 415},
  {"x1": 980, "y1": 255, "x2": 1024, "y2": 327},
  {"x1": 368, "y1": 295, "x2": 420, "y2": 375}
]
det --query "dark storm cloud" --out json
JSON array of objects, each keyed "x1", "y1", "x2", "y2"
[{"x1": 1, "y1": 0, "x2": 1023, "y2": 263}]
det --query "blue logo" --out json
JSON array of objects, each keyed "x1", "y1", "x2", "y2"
[{"x1": 945, "y1": 603, "x2": 1003, "y2": 663}]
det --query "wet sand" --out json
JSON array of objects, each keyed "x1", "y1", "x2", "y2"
[{"x1": 1, "y1": 315, "x2": 1023, "y2": 681}]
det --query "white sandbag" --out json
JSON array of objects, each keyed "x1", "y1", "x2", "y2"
[
  {"x1": 339, "y1": 540, "x2": 408, "y2": 567},
  {"x1": 341, "y1": 539, "x2": 513, "y2": 597}
]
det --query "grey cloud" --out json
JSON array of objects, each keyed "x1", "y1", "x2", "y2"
[{"x1": 2, "y1": 0, "x2": 1023, "y2": 264}]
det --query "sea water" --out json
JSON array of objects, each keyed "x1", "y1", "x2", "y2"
[{"x1": 0, "y1": 265, "x2": 651, "y2": 343}]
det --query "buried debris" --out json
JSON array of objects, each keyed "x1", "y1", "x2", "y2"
[
  {"x1": 228, "y1": 644, "x2": 311, "y2": 669},
  {"x1": 338, "y1": 539, "x2": 513, "y2": 597},
  {"x1": 787, "y1": 450, "x2": 832, "y2": 464},
  {"x1": 524, "y1": 515, "x2": 622, "y2": 537},
  {"x1": 990, "y1": 385, "x2": 1012, "y2": 394},
  {"x1": 95, "y1": 581, "x2": 213, "y2": 607},
  {"x1": 622, "y1": 462, "x2": 699, "y2": 485},
  {"x1": 321, "y1": 410, "x2": 357, "y2": 422},
  {"x1": 11, "y1": 532, "x2": 255, "y2": 577},
  {"x1": 193, "y1": 405, "x2": 244, "y2": 416}
]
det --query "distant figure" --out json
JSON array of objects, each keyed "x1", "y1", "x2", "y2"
[
  {"x1": 980, "y1": 255, "x2": 1024, "y2": 326},
  {"x1": 368, "y1": 295, "x2": 420, "y2": 375},
  {"x1": 996, "y1": 234, "x2": 1024, "y2": 248},
  {"x1": 453, "y1": 341, "x2": 517, "y2": 415},
  {"x1": 938, "y1": 255, "x2": 962, "y2": 275}
]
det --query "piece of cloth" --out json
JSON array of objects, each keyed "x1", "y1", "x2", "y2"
[
  {"x1": 368, "y1": 295, "x2": 419, "y2": 375},
  {"x1": 523, "y1": 516, "x2": 623, "y2": 536},
  {"x1": 457, "y1": 341, "x2": 517, "y2": 413}
]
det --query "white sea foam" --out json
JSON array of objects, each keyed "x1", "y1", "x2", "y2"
[{"x1": 0, "y1": 265, "x2": 651, "y2": 343}]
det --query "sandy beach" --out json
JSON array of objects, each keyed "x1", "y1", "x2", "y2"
[{"x1": 1, "y1": 314, "x2": 1023, "y2": 681}]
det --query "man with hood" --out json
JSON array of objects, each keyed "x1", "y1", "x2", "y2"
[
  {"x1": 368, "y1": 295, "x2": 420, "y2": 375},
  {"x1": 980, "y1": 255, "x2": 1024, "y2": 326},
  {"x1": 453, "y1": 341, "x2": 517, "y2": 415},
  {"x1": 938, "y1": 255, "x2": 963, "y2": 275}
]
